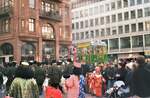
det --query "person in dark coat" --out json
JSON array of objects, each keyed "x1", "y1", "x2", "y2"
[
  {"x1": 115, "y1": 61, "x2": 127, "y2": 82},
  {"x1": 132, "y1": 56, "x2": 150, "y2": 97},
  {"x1": 106, "y1": 64, "x2": 117, "y2": 89}
]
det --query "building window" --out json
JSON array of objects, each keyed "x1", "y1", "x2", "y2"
[
  {"x1": 101, "y1": 29, "x2": 105, "y2": 36},
  {"x1": 94, "y1": 6, "x2": 99, "y2": 15},
  {"x1": 21, "y1": 19, "x2": 25, "y2": 31},
  {"x1": 130, "y1": 0, "x2": 135, "y2": 6},
  {"x1": 0, "y1": 19, "x2": 10, "y2": 33},
  {"x1": 80, "y1": 32, "x2": 84, "y2": 39},
  {"x1": 137, "y1": 0, "x2": 142, "y2": 4},
  {"x1": 85, "y1": 31, "x2": 89, "y2": 39},
  {"x1": 85, "y1": 20, "x2": 88, "y2": 27},
  {"x1": 106, "y1": 16, "x2": 110, "y2": 24},
  {"x1": 90, "y1": 31, "x2": 94, "y2": 38},
  {"x1": 124, "y1": 12, "x2": 129, "y2": 20},
  {"x1": 145, "y1": 34, "x2": 150, "y2": 46},
  {"x1": 118, "y1": 13, "x2": 122, "y2": 21},
  {"x1": 131, "y1": 10, "x2": 136, "y2": 19},
  {"x1": 145, "y1": 21, "x2": 150, "y2": 31},
  {"x1": 118, "y1": 26, "x2": 123, "y2": 34},
  {"x1": 132, "y1": 36, "x2": 143, "y2": 47},
  {"x1": 100, "y1": 5, "x2": 104, "y2": 13},
  {"x1": 95, "y1": 18, "x2": 99, "y2": 26},
  {"x1": 123, "y1": 0, "x2": 128, "y2": 7},
  {"x1": 29, "y1": 0, "x2": 35, "y2": 8},
  {"x1": 137, "y1": 9, "x2": 143, "y2": 18},
  {"x1": 89, "y1": 8, "x2": 93, "y2": 16},
  {"x1": 80, "y1": 21, "x2": 84, "y2": 29},
  {"x1": 90, "y1": 19, "x2": 94, "y2": 27},
  {"x1": 131, "y1": 23, "x2": 136, "y2": 32},
  {"x1": 45, "y1": 3, "x2": 50, "y2": 12},
  {"x1": 29, "y1": 18, "x2": 35, "y2": 32},
  {"x1": 95, "y1": 29, "x2": 99, "y2": 37},
  {"x1": 106, "y1": 28, "x2": 111, "y2": 35},
  {"x1": 138, "y1": 22, "x2": 144, "y2": 31},
  {"x1": 76, "y1": 33, "x2": 79, "y2": 40},
  {"x1": 42, "y1": 24, "x2": 54, "y2": 39},
  {"x1": 80, "y1": 10, "x2": 84, "y2": 18},
  {"x1": 111, "y1": 2, "x2": 116, "y2": 10},
  {"x1": 112, "y1": 27, "x2": 117, "y2": 35},
  {"x1": 76, "y1": 22, "x2": 79, "y2": 29},
  {"x1": 145, "y1": 7, "x2": 150, "y2": 17},
  {"x1": 112, "y1": 14, "x2": 116, "y2": 22},
  {"x1": 105, "y1": 4, "x2": 110, "y2": 11},
  {"x1": 84, "y1": 9, "x2": 88, "y2": 17},
  {"x1": 110, "y1": 38, "x2": 119, "y2": 49},
  {"x1": 117, "y1": 0, "x2": 122, "y2": 9},
  {"x1": 144, "y1": 0, "x2": 150, "y2": 3},
  {"x1": 125, "y1": 25, "x2": 130, "y2": 33},
  {"x1": 120, "y1": 37, "x2": 131, "y2": 48},
  {"x1": 100, "y1": 17, "x2": 104, "y2": 25},
  {"x1": 41, "y1": 2, "x2": 58, "y2": 13},
  {"x1": 72, "y1": 23, "x2": 74, "y2": 29},
  {"x1": 72, "y1": 33, "x2": 75, "y2": 40}
]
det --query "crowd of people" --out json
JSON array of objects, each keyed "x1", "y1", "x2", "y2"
[{"x1": 0, "y1": 56, "x2": 150, "y2": 98}]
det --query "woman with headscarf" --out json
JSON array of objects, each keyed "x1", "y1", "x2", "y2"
[{"x1": 9, "y1": 62, "x2": 39, "y2": 98}]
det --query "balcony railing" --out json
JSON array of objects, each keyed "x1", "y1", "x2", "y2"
[
  {"x1": 0, "y1": 6, "x2": 13, "y2": 18},
  {"x1": 39, "y1": 10, "x2": 62, "y2": 22}
]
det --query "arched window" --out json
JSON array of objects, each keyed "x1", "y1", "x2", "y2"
[
  {"x1": 42, "y1": 24, "x2": 55, "y2": 39},
  {"x1": 1, "y1": 43, "x2": 13, "y2": 55},
  {"x1": 21, "y1": 43, "x2": 35, "y2": 56}
]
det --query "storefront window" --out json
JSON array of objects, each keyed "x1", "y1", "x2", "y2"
[{"x1": 21, "y1": 43, "x2": 35, "y2": 61}]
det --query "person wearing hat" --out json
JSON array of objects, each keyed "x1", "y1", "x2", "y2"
[
  {"x1": 65, "y1": 62, "x2": 81, "y2": 98},
  {"x1": 8, "y1": 62, "x2": 39, "y2": 98}
]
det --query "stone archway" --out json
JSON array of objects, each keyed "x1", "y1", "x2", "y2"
[
  {"x1": 42, "y1": 23, "x2": 55, "y2": 40},
  {"x1": 0, "y1": 43, "x2": 14, "y2": 63}
]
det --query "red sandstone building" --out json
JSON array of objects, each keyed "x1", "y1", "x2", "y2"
[{"x1": 0, "y1": 0, "x2": 72, "y2": 64}]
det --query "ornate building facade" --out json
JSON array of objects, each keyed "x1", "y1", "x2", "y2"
[{"x1": 0, "y1": 0, "x2": 72, "y2": 64}]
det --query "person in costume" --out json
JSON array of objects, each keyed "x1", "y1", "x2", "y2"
[
  {"x1": 93, "y1": 66, "x2": 105, "y2": 97},
  {"x1": 9, "y1": 62, "x2": 39, "y2": 98},
  {"x1": 65, "y1": 62, "x2": 81, "y2": 98}
]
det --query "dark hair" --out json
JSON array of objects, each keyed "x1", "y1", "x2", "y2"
[
  {"x1": 73, "y1": 67, "x2": 81, "y2": 76},
  {"x1": 15, "y1": 66, "x2": 34, "y2": 79},
  {"x1": 0, "y1": 72, "x2": 3, "y2": 86},
  {"x1": 48, "y1": 66, "x2": 62, "y2": 88},
  {"x1": 136, "y1": 56, "x2": 145, "y2": 66}
]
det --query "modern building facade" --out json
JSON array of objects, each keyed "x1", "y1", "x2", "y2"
[
  {"x1": 0, "y1": 0, "x2": 71, "y2": 64},
  {"x1": 72, "y1": 0, "x2": 150, "y2": 60}
]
